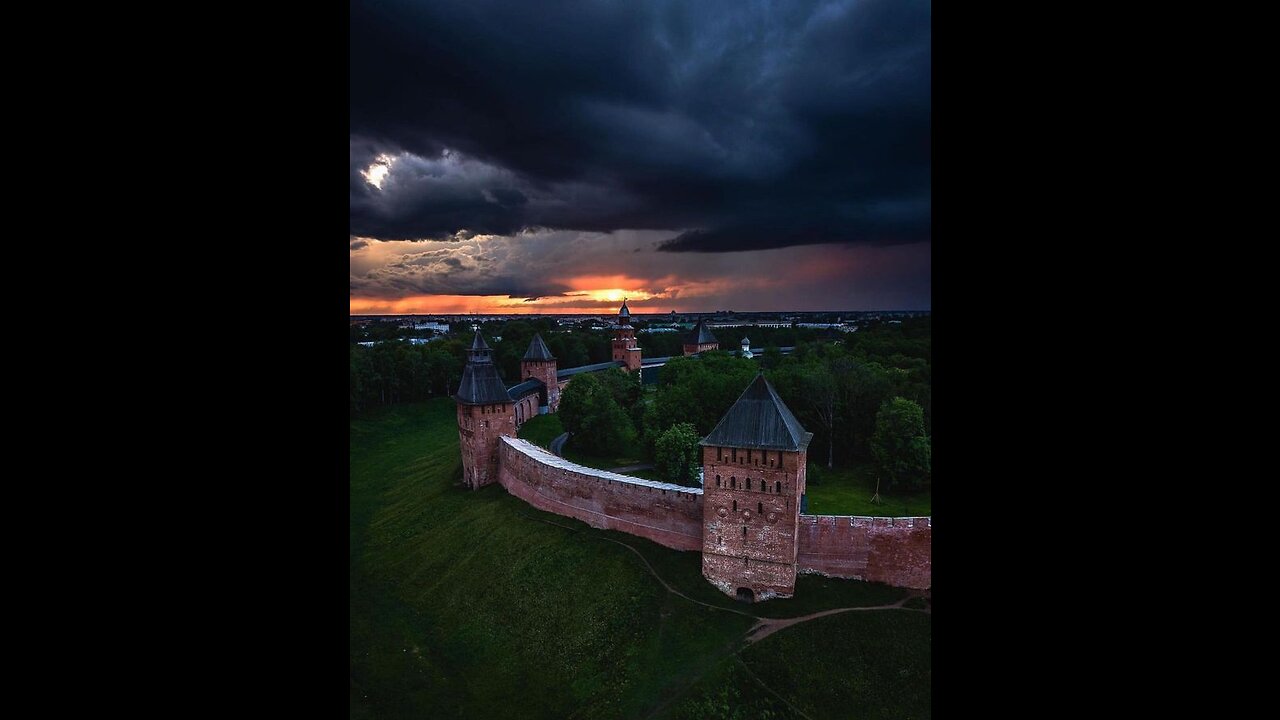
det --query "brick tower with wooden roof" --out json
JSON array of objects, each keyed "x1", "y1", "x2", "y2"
[
  {"x1": 520, "y1": 332, "x2": 560, "y2": 411},
  {"x1": 454, "y1": 330, "x2": 515, "y2": 489},
  {"x1": 699, "y1": 373, "x2": 812, "y2": 601},
  {"x1": 682, "y1": 318, "x2": 719, "y2": 356}
]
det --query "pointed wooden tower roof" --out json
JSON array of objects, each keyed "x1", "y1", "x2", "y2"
[
  {"x1": 700, "y1": 374, "x2": 811, "y2": 451},
  {"x1": 454, "y1": 330, "x2": 513, "y2": 404},
  {"x1": 685, "y1": 318, "x2": 717, "y2": 345},
  {"x1": 522, "y1": 332, "x2": 555, "y2": 361}
]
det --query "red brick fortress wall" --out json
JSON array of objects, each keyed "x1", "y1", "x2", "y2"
[
  {"x1": 795, "y1": 515, "x2": 931, "y2": 590},
  {"x1": 498, "y1": 437, "x2": 705, "y2": 550}
]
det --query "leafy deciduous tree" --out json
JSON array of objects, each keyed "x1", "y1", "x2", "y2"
[
  {"x1": 653, "y1": 422, "x2": 701, "y2": 486},
  {"x1": 559, "y1": 372, "x2": 637, "y2": 456},
  {"x1": 870, "y1": 396, "x2": 931, "y2": 491}
]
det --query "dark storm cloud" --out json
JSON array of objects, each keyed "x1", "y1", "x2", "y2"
[
  {"x1": 350, "y1": 0, "x2": 929, "y2": 252},
  {"x1": 349, "y1": 237, "x2": 579, "y2": 300}
]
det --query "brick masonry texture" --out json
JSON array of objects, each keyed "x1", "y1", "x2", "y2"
[
  {"x1": 521, "y1": 358, "x2": 560, "y2": 412},
  {"x1": 700, "y1": 444, "x2": 807, "y2": 599},
  {"x1": 795, "y1": 515, "x2": 932, "y2": 589},
  {"x1": 458, "y1": 402, "x2": 516, "y2": 490},
  {"x1": 499, "y1": 437, "x2": 705, "y2": 551}
]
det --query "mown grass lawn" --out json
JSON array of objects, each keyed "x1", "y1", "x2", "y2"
[
  {"x1": 805, "y1": 463, "x2": 932, "y2": 517},
  {"x1": 513, "y1": 412, "x2": 564, "y2": 449},
  {"x1": 352, "y1": 399, "x2": 930, "y2": 719}
]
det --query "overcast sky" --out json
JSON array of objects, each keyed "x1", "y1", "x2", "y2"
[{"x1": 350, "y1": 0, "x2": 930, "y2": 314}]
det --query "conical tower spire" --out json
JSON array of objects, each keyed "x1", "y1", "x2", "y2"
[
  {"x1": 523, "y1": 332, "x2": 555, "y2": 361},
  {"x1": 455, "y1": 330, "x2": 511, "y2": 404},
  {"x1": 468, "y1": 329, "x2": 494, "y2": 363}
]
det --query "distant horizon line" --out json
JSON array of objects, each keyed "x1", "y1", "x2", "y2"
[{"x1": 350, "y1": 310, "x2": 931, "y2": 317}]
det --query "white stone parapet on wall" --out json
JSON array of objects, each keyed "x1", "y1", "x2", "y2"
[
  {"x1": 498, "y1": 435, "x2": 705, "y2": 551},
  {"x1": 501, "y1": 436, "x2": 703, "y2": 496}
]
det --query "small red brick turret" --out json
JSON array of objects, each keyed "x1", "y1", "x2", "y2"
[{"x1": 700, "y1": 373, "x2": 812, "y2": 602}]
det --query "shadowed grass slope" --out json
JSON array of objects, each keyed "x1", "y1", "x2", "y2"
[
  {"x1": 666, "y1": 611, "x2": 932, "y2": 720},
  {"x1": 352, "y1": 401, "x2": 752, "y2": 719}
]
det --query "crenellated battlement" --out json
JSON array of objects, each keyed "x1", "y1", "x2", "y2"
[{"x1": 800, "y1": 515, "x2": 932, "y2": 528}]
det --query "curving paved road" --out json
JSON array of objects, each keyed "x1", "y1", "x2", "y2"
[{"x1": 549, "y1": 432, "x2": 569, "y2": 457}]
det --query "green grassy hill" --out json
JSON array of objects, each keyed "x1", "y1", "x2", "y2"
[{"x1": 351, "y1": 399, "x2": 930, "y2": 719}]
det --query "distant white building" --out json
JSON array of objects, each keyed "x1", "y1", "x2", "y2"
[
  {"x1": 740, "y1": 337, "x2": 753, "y2": 359},
  {"x1": 708, "y1": 321, "x2": 792, "y2": 329},
  {"x1": 796, "y1": 323, "x2": 857, "y2": 332},
  {"x1": 413, "y1": 322, "x2": 451, "y2": 332}
]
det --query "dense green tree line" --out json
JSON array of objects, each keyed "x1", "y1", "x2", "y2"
[
  {"x1": 351, "y1": 321, "x2": 618, "y2": 416},
  {"x1": 350, "y1": 339, "x2": 467, "y2": 414}
]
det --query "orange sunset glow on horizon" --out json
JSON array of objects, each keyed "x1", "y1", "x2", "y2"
[
  {"x1": 349, "y1": 237, "x2": 931, "y2": 315},
  {"x1": 349, "y1": 293, "x2": 675, "y2": 316}
]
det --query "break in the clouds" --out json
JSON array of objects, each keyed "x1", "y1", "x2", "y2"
[
  {"x1": 350, "y1": 0, "x2": 930, "y2": 253},
  {"x1": 350, "y1": 230, "x2": 930, "y2": 314}
]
